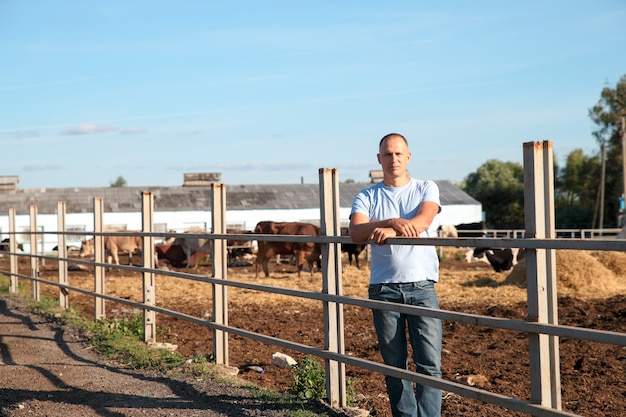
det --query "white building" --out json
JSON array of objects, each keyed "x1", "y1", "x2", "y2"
[{"x1": 0, "y1": 173, "x2": 482, "y2": 253}]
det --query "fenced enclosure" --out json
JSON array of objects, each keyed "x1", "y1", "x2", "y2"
[{"x1": 0, "y1": 141, "x2": 625, "y2": 416}]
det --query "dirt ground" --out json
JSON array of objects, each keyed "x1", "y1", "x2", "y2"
[{"x1": 4, "y1": 249, "x2": 626, "y2": 417}]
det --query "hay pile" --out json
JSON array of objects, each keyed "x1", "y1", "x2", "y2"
[{"x1": 505, "y1": 250, "x2": 626, "y2": 297}]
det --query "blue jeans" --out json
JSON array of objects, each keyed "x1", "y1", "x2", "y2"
[{"x1": 368, "y1": 281, "x2": 442, "y2": 417}]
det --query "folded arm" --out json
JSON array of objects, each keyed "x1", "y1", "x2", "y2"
[{"x1": 349, "y1": 201, "x2": 440, "y2": 245}]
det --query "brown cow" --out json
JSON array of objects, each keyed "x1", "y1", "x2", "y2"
[
  {"x1": 79, "y1": 232, "x2": 143, "y2": 266},
  {"x1": 254, "y1": 221, "x2": 321, "y2": 278}
]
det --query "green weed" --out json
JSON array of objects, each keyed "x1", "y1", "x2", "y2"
[
  {"x1": 289, "y1": 355, "x2": 357, "y2": 407},
  {"x1": 290, "y1": 355, "x2": 327, "y2": 400}
]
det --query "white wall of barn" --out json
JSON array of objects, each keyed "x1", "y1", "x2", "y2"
[{"x1": 433, "y1": 204, "x2": 484, "y2": 229}]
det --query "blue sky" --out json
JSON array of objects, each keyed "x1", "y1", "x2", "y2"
[{"x1": 1, "y1": 1, "x2": 625, "y2": 189}]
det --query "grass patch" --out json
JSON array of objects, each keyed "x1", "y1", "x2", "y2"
[{"x1": 86, "y1": 313, "x2": 186, "y2": 372}]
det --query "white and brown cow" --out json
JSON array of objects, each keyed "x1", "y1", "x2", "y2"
[
  {"x1": 79, "y1": 233, "x2": 144, "y2": 266},
  {"x1": 254, "y1": 221, "x2": 321, "y2": 278},
  {"x1": 465, "y1": 247, "x2": 525, "y2": 272},
  {"x1": 0, "y1": 238, "x2": 24, "y2": 253},
  {"x1": 226, "y1": 228, "x2": 255, "y2": 262},
  {"x1": 173, "y1": 230, "x2": 213, "y2": 268},
  {"x1": 438, "y1": 224, "x2": 459, "y2": 238}
]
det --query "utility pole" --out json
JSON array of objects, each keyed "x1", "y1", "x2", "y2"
[
  {"x1": 621, "y1": 116, "x2": 626, "y2": 227},
  {"x1": 599, "y1": 142, "x2": 606, "y2": 231}
]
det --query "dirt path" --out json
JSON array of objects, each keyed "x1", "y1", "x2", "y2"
[{"x1": 0, "y1": 296, "x2": 338, "y2": 417}]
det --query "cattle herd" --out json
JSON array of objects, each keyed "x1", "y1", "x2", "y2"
[
  {"x1": 69, "y1": 221, "x2": 368, "y2": 276},
  {"x1": 0, "y1": 221, "x2": 520, "y2": 276}
]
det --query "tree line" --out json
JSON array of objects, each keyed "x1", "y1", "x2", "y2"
[{"x1": 461, "y1": 74, "x2": 626, "y2": 230}]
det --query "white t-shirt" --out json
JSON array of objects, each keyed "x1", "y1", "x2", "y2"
[{"x1": 350, "y1": 178, "x2": 441, "y2": 284}]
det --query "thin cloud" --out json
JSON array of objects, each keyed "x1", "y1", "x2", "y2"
[
  {"x1": 22, "y1": 163, "x2": 63, "y2": 172},
  {"x1": 119, "y1": 128, "x2": 147, "y2": 134},
  {"x1": 10, "y1": 130, "x2": 40, "y2": 139},
  {"x1": 216, "y1": 162, "x2": 313, "y2": 171},
  {"x1": 61, "y1": 124, "x2": 118, "y2": 135},
  {"x1": 167, "y1": 162, "x2": 313, "y2": 172}
]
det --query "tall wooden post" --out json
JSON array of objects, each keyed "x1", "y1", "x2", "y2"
[
  {"x1": 142, "y1": 192, "x2": 156, "y2": 342},
  {"x1": 523, "y1": 141, "x2": 561, "y2": 409},
  {"x1": 29, "y1": 205, "x2": 40, "y2": 301},
  {"x1": 93, "y1": 198, "x2": 105, "y2": 320},
  {"x1": 57, "y1": 202, "x2": 69, "y2": 309},
  {"x1": 9, "y1": 208, "x2": 18, "y2": 294},
  {"x1": 319, "y1": 168, "x2": 346, "y2": 408},
  {"x1": 212, "y1": 183, "x2": 228, "y2": 365}
]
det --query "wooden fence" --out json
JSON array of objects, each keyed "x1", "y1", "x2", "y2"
[{"x1": 1, "y1": 141, "x2": 625, "y2": 416}]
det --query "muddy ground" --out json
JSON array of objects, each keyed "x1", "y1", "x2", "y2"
[{"x1": 6, "y1": 249, "x2": 626, "y2": 417}]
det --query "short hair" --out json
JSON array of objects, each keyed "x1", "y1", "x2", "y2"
[{"x1": 379, "y1": 133, "x2": 408, "y2": 149}]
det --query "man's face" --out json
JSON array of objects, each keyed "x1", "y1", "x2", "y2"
[{"x1": 377, "y1": 136, "x2": 411, "y2": 177}]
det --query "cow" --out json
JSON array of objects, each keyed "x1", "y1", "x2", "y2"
[
  {"x1": 173, "y1": 230, "x2": 213, "y2": 268},
  {"x1": 438, "y1": 224, "x2": 459, "y2": 238},
  {"x1": 0, "y1": 238, "x2": 24, "y2": 253},
  {"x1": 454, "y1": 221, "x2": 487, "y2": 238},
  {"x1": 226, "y1": 228, "x2": 254, "y2": 262},
  {"x1": 465, "y1": 247, "x2": 525, "y2": 272},
  {"x1": 79, "y1": 233, "x2": 144, "y2": 266},
  {"x1": 254, "y1": 221, "x2": 321, "y2": 278},
  {"x1": 52, "y1": 244, "x2": 81, "y2": 253},
  {"x1": 340, "y1": 227, "x2": 367, "y2": 269},
  {"x1": 158, "y1": 230, "x2": 179, "y2": 246}
]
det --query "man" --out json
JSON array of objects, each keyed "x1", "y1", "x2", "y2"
[{"x1": 349, "y1": 133, "x2": 442, "y2": 417}]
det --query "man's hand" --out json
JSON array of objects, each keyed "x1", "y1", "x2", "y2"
[
  {"x1": 390, "y1": 218, "x2": 421, "y2": 237},
  {"x1": 369, "y1": 227, "x2": 397, "y2": 245}
]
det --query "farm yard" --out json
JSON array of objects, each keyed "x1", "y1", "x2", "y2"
[{"x1": 6, "y1": 248, "x2": 626, "y2": 417}]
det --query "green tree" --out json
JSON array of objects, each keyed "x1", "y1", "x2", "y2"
[
  {"x1": 461, "y1": 159, "x2": 524, "y2": 229},
  {"x1": 554, "y1": 149, "x2": 601, "y2": 228},
  {"x1": 109, "y1": 176, "x2": 127, "y2": 187},
  {"x1": 588, "y1": 74, "x2": 626, "y2": 227}
]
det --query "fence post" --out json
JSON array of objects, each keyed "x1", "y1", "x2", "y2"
[
  {"x1": 9, "y1": 208, "x2": 18, "y2": 294},
  {"x1": 93, "y1": 198, "x2": 105, "y2": 320},
  {"x1": 523, "y1": 141, "x2": 561, "y2": 409},
  {"x1": 57, "y1": 201, "x2": 69, "y2": 309},
  {"x1": 211, "y1": 183, "x2": 228, "y2": 366},
  {"x1": 542, "y1": 141, "x2": 562, "y2": 409},
  {"x1": 29, "y1": 205, "x2": 40, "y2": 301},
  {"x1": 142, "y1": 192, "x2": 157, "y2": 343},
  {"x1": 319, "y1": 168, "x2": 346, "y2": 408}
]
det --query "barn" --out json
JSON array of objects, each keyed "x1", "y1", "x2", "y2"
[{"x1": 0, "y1": 172, "x2": 481, "y2": 253}]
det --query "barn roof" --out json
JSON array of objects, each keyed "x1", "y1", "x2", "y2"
[{"x1": 0, "y1": 180, "x2": 479, "y2": 215}]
